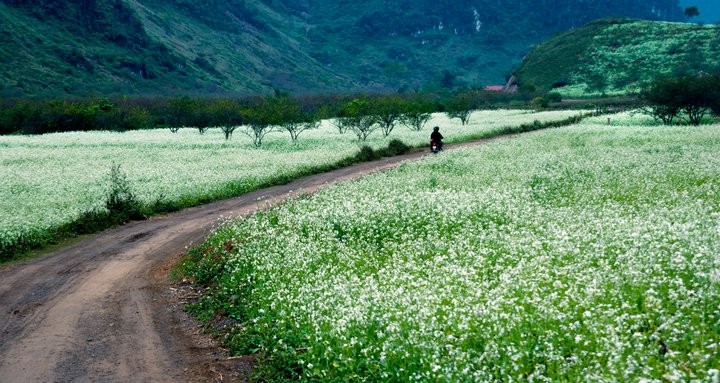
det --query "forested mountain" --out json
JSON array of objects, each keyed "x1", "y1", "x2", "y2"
[
  {"x1": 0, "y1": 0, "x2": 684, "y2": 97},
  {"x1": 515, "y1": 18, "x2": 720, "y2": 95}
]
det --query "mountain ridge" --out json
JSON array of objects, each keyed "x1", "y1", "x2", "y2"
[{"x1": 0, "y1": 0, "x2": 684, "y2": 98}]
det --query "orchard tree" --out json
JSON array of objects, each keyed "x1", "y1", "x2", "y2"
[
  {"x1": 401, "y1": 98, "x2": 434, "y2": 131},
  {"x1": 373, "y1": 96, "x2": 405, "y2": 137},
  {"x1": 331, "y1": 117, "x2": 352, "y2": 134},
  {"x1": 243, "y1": 97, "x2": 276, "y2": 147},
  {"x1": 272, "y1": 96, "x2": 320, "y2": 142},
  {"x1": 316, "y1": 102, "x2": 352, "y2": 134},
  {"x1": 446, "y1": 91, "x2": 479, "y2": 125},
  {"x1": 162, "y1": 97, "x2": 189, "y2": 132},
  {"x1": 208, "y1": 99, "x2": 245, "y2": 140},
  {"x1": 343, "y1": 98, "x2": 380, "y2": 141},
  {"x1": 641, "y1": 74, "x2": 720, "y2": 125},
  {"x1": 163, "y1": 97, "x2": 213, "y2": 134},
  {"x1": 680, "y1": 74, "x2": 718, "y2": 125},
  {"x1": 640, "y1": 77, "x2": 683, "y2": 124}
]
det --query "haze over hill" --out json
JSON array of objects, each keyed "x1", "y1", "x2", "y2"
[{"x1": 0, "y1": 0, "x2": 684, "y2": 97}]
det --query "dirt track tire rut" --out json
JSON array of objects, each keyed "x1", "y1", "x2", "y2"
[{"x1": 0, "y1": 145, "x2": 468, "y2": 382}]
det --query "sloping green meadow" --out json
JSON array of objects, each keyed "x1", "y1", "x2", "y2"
[
  {"x1": 517, "y1": 18, "x2": 720, "y2": 97},
  {"x1": 0, "y1": 110, "x2": 582, "y2": 261},
  {"x1": 184, "y1": 117, "x2": 720, "y2": 381}
]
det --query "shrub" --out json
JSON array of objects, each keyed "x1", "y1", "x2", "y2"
[
  {"x1": 354, "y1": 145, "x2": 378, "y2": 162},
  {"x1": 546, "y1": 92, "x2": 562, "y2": 103},
  {"x1": 382, "y1": 139, "x2": 411, "y2": 156},
  {"x1": 105, "y1": 164, "x2": 143, "y2": 224}
]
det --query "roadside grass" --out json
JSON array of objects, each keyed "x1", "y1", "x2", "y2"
[
  {"x1": 180, "y1": 120, "x2": 720, "y2": 381},
  {"x1": 0, "y1": 110, "x2": 588, "y2": 262}
]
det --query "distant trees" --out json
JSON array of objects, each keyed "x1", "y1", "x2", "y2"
[
  {"x1": 341, "y1": 98, "x2": 381, "y2": 141},
  {"x1": 0, "y1": 98, "x2": 153, "y2": 135},
  {"x1": 271, "y1": 96, "x2": 321, "y2": 142},
  {"x1": 445, "y1": 91, "x2": 482, "y2": 125},
  {"x1": 334, "y1": 95, "x2": 444, "y2": 141},
  {"x1": 373, "y1": 96, "x2": 405, "y2": 137},
  {"x1": 401, "y1": 98, "x2": 434, "y2": 131},
  {"x1": 0, "y1": 90, "x2": 513, "y2": 143},
  {"x1": 208, "y1": 99, "x2": 244, "y2": 140},
  {"x1": 684, "y1": 6, "x2": 700, "y2": 19},
  {"x1": 641, "y1": 74, "x2": 720, "y2": 125},
  {"x1": 242, "y1": 97, "x2": 279, "y2": 147}
]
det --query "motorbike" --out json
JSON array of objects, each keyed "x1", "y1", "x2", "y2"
[{"x1": 430, "y1": 139, "x2": 443, "y2": 154}]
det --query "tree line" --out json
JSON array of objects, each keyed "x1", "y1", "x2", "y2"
[
  {"x1": 641, "y1": 74, "x2": 720, "y2": 125},
  {"x1": 0, "y1": 90, "x2": 525, "y2": 145}
]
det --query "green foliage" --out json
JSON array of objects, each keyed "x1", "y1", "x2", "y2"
[
  {"x1": 270, "y1": 96, "x2": 321, "y2": 142},
  {"x1": 0, "y1": 1, "x2": 685, "y2": 98},
  {"x1": 354, "y1": 145, "x2": 378, "y2": 162},
  {"x1": 105, "y1": 164, "x2": 143, "y2": 223},
  {"x1": 380, "y1": 139, "x2": 411, "y2": 156},
  {"x1": 445, "y1": 91, "x2": 483, "y2": 125},
  {"x1": 641, "y1": 75, "x2": 720, "y2": 125},
  {"x1": 0, "y1": 98, "x2": 158, "y2": 134},
  {"x1": 372, "y1": 96, "x2": 405, "y2": 137},
  {"x1": 546, "y1": 92, "x2": 563, "y2": 103},
  {"x1": 400, "y1": 98, "x2": 435, "y2": 131},
  {"x1": 341, "y1": 98, "x2": 381, "y2": 141},
  {"x1": 207, "y1": 99, "x2": 245, "y2": 140},
  {"x1": 684, "y1": 6, "x2": 700, "y2": 18},
  {"x1": 516, "y1": 18, "x2": 720, "y2": 96}
]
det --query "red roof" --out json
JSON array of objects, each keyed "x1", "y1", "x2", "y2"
[{"x1": 484, "y1": 85, "x2": 504, "y2": 91}]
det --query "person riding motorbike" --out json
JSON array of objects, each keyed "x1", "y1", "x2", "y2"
[{"x1": 430, "y1": 126, "x2": 443, "y2": 152}]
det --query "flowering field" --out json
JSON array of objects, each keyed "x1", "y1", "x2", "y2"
[
  {"x1": 183, "y1": 118, "x2": 720, "y2": 381},
  {"x1": 0, "y1": 109, "x2": 583, "y2": 260}
]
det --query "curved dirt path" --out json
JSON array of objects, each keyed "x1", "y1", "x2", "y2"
[{"x1": 0, "y1": 139, "x2": 501, "y2": 382}]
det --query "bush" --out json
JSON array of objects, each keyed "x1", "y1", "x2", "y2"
[
  {"x1": 546, "y1": 92, "x2": 562, "y2": 103},
  {"x1": 105, "y1": 164, "x2": 143, "y2": 224},
  {"x1": 354, "y1": 145, "x2": 378, "y2": 162},
  {"x1": 381, "y1": 139, "x2": 411, "y2": 156}
]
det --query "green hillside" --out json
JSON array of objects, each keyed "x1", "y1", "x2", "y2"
[
  {"x1": 0, "y1": 0, "x2": 352, "y2": 97},
  {"x1": 0, "y1": 1, "x2": 684, "y2": 97},
  {"x1": 515, "y1": 18, "x2": 720, "y2": 96}
]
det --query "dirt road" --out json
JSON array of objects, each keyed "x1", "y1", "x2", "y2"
[{"x1": 1, "y1": 144, "x2": 469, "y2": 382}]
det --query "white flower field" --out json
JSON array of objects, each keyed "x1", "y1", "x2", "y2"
[
  {"x1": 0, "y1": 109, "x2": 581, "y2": 259},
  {"x1": 185, "y1": 113, "x2": 720, "y2": 381}
]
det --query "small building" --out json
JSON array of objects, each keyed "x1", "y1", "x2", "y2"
[{"x1": 483, "y1": 75, "x2": 518, "y2": 93}]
